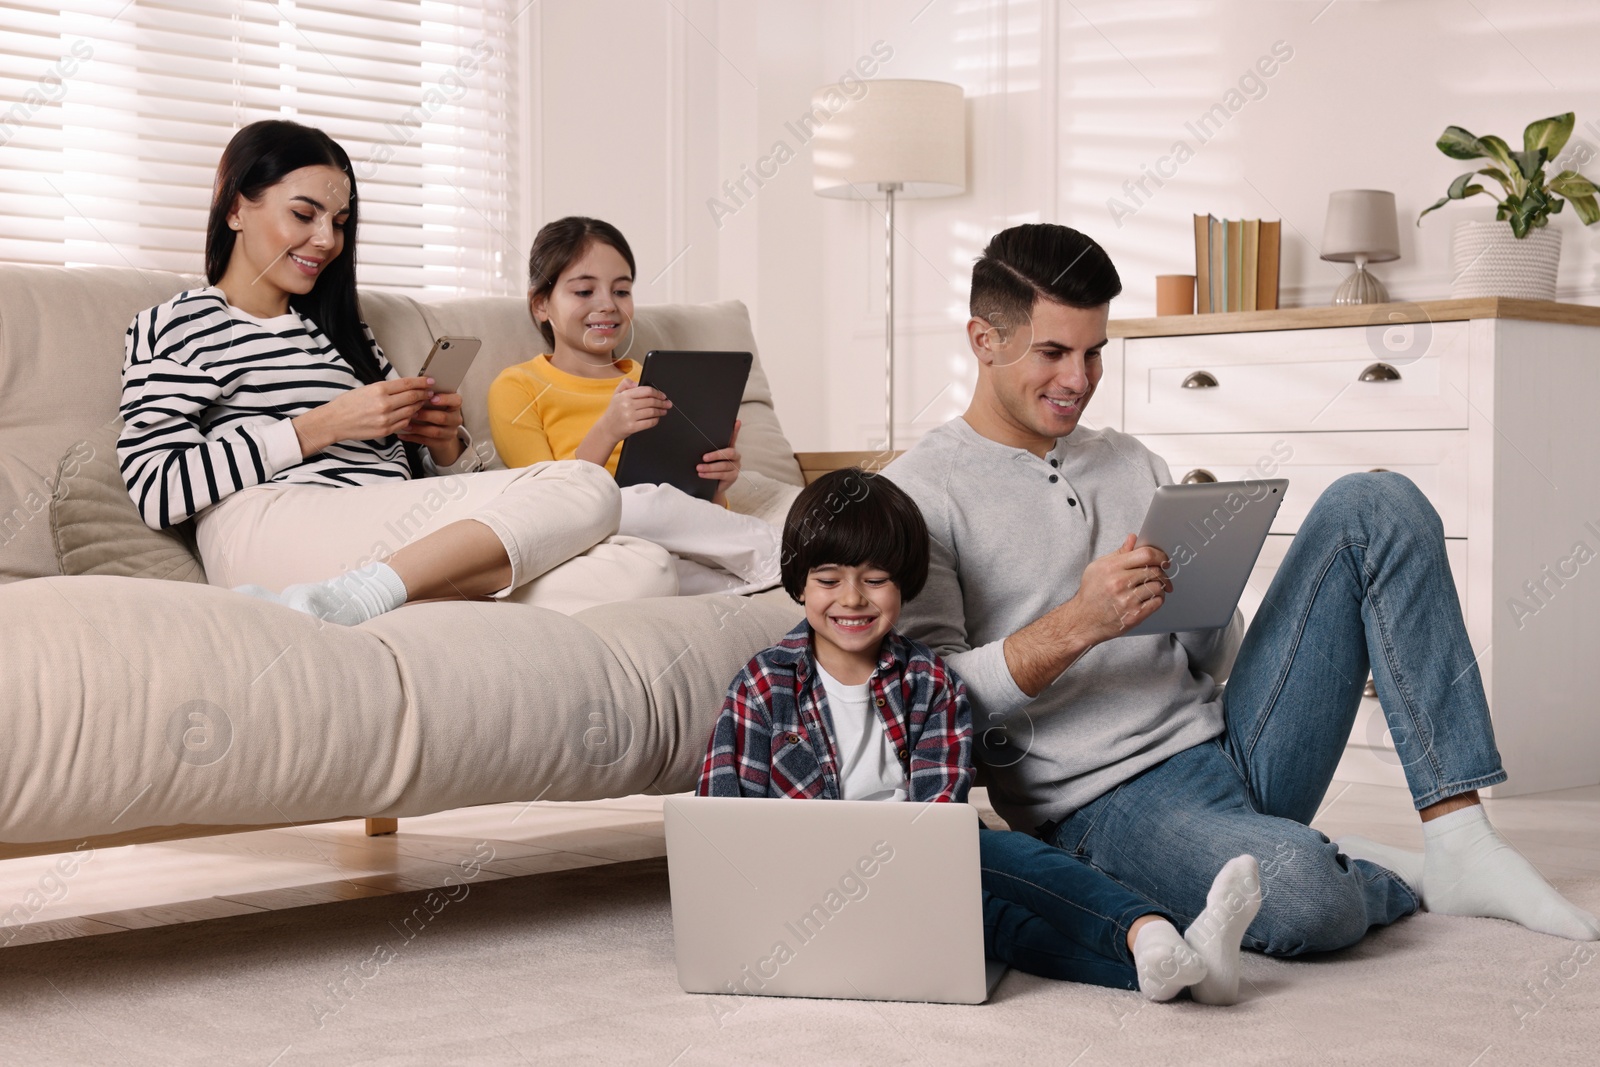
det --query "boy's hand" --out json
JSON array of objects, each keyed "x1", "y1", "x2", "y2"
[
  {"x1": 600, "y1": 377, "x2": 672, "y2": 442},
  {"x1": 700, "y1": 419, "x2": 742, "y2": 507},
  {"x1": 1068, "y1": 534, "x2": 1172, "y2": 641}
]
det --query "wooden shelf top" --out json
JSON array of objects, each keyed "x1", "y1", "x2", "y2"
[{"x1": 1108, "y1": 297, "x2": 1600, "y2": 338}]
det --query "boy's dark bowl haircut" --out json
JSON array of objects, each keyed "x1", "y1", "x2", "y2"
[
  {"x1": 779, "y1": 468, "x2": 930, "y2": 603},
  {"x1": 970, "y1": 223, "x2": 1122, "y2": 336}
]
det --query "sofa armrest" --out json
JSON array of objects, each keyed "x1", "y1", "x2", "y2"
[{"x1": 793, "y1": 450, "x2": 903, "y2": 485}]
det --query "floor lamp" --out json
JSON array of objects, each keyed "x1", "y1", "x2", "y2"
[{"x1": 811, "y1": 79, "x2": 966, "y2": 451}]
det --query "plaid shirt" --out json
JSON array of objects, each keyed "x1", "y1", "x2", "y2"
[{"x1": 697, "y1": 620, "x2": 972, "y2": 803}]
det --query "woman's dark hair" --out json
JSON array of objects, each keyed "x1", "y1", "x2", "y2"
[
  {"x1": 780, "y1": 468, "x2": 930, "y2": 603},
  {"x1": 970, "y1": 223, "x2": 1122, "y2": 334},
  {"x1": 207, "y1": 119, "x2": 423, "y2": 476},
  {"x1": 527, "y1": 216, "x2": 637, "y2": 348}
]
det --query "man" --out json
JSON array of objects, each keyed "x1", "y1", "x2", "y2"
[{"x1": 885, "y1": 222, "x2": 1598, "y2": 955}]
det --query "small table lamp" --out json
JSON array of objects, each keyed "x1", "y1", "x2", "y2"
[
  {"x1": 1321, "y1": 189, "x2": 1400, "y2": 305},
  {"x1": 812, "y1": 79, "x2": 966, "y2": 450}
]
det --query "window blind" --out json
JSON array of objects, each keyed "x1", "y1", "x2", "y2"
[{"x1": 0, "y1": 0, "x2": 518, "y2": 296}]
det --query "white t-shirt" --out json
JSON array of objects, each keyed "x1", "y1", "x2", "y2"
[{"x1": 815, "y1": 662, "x2": 907, "y2": 802}]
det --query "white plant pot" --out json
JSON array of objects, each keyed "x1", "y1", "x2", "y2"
[{"x1": 1450, "y1": 220, "x2": 1562, "y2": 300}]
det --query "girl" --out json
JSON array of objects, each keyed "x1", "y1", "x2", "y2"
[
  {"x1": 487, "y1": 217, "x2": 781, "y2": 596},
  {"x1": 118, "y1": 121, "x2": 675, "y2": 624}
]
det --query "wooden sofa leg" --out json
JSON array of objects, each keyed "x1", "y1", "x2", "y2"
[{"x1": 365, "y1": 818, "x2": 399, "y2": 836}]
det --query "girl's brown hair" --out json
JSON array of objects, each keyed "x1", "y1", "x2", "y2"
[{"x1": 527, "y1": 216, "x2": 637, "y2": 348}]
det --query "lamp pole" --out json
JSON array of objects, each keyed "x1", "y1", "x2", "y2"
[{"x1": 882, "y1": 181, "x2": 900, "y2": 452}]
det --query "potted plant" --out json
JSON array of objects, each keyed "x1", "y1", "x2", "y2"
[{"x1": 1417, "y1": 112, "x2": 1599, "y2": 300}]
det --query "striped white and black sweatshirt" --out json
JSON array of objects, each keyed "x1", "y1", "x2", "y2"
[{"x1": 119, "y1": 287, "x2": 481, "y2": 530}]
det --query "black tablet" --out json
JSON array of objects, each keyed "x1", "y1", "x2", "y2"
[{"x1": 613, "y1": 350, "x2": 752, "y2": 501}]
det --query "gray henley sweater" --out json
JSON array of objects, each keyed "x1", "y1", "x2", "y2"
[{"x1": 885, "y1": 417, "x2": 1242, "y2": 834}]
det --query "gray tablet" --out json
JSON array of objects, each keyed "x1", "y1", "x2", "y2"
[
  {"x1": 614, "y1": 350, "x2": 751, "y2": 501},
  {"x1": 1119, "y1": 478, "x2": 1289, "y2": 637}
]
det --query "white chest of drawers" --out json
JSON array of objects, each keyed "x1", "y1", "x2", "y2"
[{"x1": 1093, "y1": 299, "x2": 1600, "y2": 797}]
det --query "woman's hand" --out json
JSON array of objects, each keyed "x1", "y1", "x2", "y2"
[
  {"x1": 575, "y1": 377, "x2": 672, "y2": 467},
  {"x1": 699, "y1": 419, "x2": 742, "y2": 507},
  {"x1": 399, "y1": 389, "x2": 467, "y2": 466},
  {"x1": 292, "y1": 377, "x2": 431, "y2": 458}
]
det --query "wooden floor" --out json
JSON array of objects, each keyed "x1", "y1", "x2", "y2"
[{"x1": 3, "y1": 781, "x2": 1597, "y2": 949}]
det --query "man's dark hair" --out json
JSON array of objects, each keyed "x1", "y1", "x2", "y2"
[
  {"x1": 970, "y1": 223, "x2": 1122, "y2": 333},
  {"x1": 779, "y1": 468, "x2": 929, "y2": 603}
]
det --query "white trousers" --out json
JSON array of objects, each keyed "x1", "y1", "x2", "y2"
[
  {"x1": 194, "y1": 461, "x2": 677, "y2": 615},
  {"x1": 617, "y1": 483, "x2": 782, "y2": 596}
]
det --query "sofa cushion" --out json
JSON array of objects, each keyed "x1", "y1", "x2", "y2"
[
  {"x1": 50, "y1": 421, "x2": 207, "y2": 584},
  {"x1": 0, "y1": 266, "x2": 199, "y2": 584},
  {"x1": 0, "y1": 575, "x2": 802, "y2": 843}
]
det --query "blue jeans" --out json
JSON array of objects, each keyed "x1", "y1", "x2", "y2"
[
  {"x1": 1046, "y1": 473, "x2": 1506, "y2": 956},
  {"x1": 979, "y1": 825, "x2": 1164, "y2": 990}
]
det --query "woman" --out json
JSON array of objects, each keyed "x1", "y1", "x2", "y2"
[{"x1": 117, "y1": 120, "x2": 675, "y2": 623}]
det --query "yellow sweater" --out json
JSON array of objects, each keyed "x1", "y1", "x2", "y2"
[{"x1": 487, "y1": 355, "x2": 638, "y2": 475}]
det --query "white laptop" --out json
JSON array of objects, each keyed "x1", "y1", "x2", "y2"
[
  {"x1": 1120, "y1": 478, "x2": 1289, "y2": 637},
  {"x1": 664, "y1": 795, "x2": 1006, "y2": 1004}
]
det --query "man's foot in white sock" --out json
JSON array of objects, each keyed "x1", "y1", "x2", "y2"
[
  {"x1": 1182, "y1": 854, "x2": 1262, "y2": 1005},
  {"x1": 1337, "y1": 835, "x2": 1425, "y2": 895},
  {"x1": 1422, "y1": 804, "x2": 1600, "y2": 941},
  {"x1": 236, "y1": 562, "x2": 409, "y2": 626},
  {"x1": 1131, "y1": 918, "x2": 1207, "y2": 1002}
]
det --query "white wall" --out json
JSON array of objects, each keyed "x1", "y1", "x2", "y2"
[{"x1": 521, "y1": 0, "x2": 1600, "y2": 451}]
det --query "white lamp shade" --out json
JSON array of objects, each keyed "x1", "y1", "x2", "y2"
[
  {"x1": 811, "y1": 79, "x2": 966, "y2": 200},
  {"x1": 1321, "y1": 189, "x2": 1401, "y2": 263}
]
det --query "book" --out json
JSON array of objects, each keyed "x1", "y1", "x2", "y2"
[
  {"x1": 1226, "y1": 219, "x2": 1244, "y2": 312},
  {"x1": 1209, "y1": 215, "x2": 1225, "y2": 315},
  {"x1": 1242, "y1": 218, "x2": 1260, "y2": 312},
  {"x1": 1257, "y1": 219, "x2": 1282, "y2": 311},
  {"x1": 1193, "y1": 214, "x2": 1211, "y2": 314}
]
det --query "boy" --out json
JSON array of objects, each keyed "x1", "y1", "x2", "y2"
[{"x1": 698, "y1": 468, "x2": 1264, "y2": 1003}]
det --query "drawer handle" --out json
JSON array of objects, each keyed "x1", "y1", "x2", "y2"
[
  {"x1": 1182, "y1": 370, "x2": 1219, "y2": 389},
  {"x1": 1364, "y1": 675, "x2": 1378, "y2": 699},
  {"x1": 1182, "y1": 468, "x2": 1217, "y2": 484},
  {"x1": 1359, "y1": 362, "x2": 1401, "y2": 382}
]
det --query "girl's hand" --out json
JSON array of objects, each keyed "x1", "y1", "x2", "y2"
[
  {"x1": 294, "y1": 377, "x2": 431, "y2": 457},
  {"x1": 599, "y1": 377, "x2": 672, "y2": 441},
  {"x1": 399, "y1": 389, "x2": 466, "y2": 466},
  {"x1": 574, "y1": 377, "x2": 672, "y2": 468},
  {"x1": 700, "y1": 419, "x2": 742, "y2": 507}
]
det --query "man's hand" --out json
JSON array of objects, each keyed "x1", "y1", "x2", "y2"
[
  {"x1": 1070, "y1": 534, "x2": 1172, "y2": 642},
  {"x1": 1002, "y1": 534, "x2": 1172, "y2": 697}
]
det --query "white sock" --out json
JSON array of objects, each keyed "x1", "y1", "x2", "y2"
[
  {"x1": 1337, "y1": 835, "x2": 1425, "y2": 895},
  {"x1": 1132, "y1": 918, "x2": 1207, "y2": 1002},
  {"x1": 1182, "y1": 854, "x2": 1262, "y2": 1006},
  {"x1": 236, "y1": 562, "x2": 409, "y2": 626},
  {"x1": 1421, "y1": 804, "x2": 1600, "y2": 941}
]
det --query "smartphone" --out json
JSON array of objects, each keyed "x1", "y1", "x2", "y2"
[{"x1": 416, "y1": 336, "x2": 482, "y2": 395}]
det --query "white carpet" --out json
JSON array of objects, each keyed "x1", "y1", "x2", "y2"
[{"x1": 1, "y1": 857, "x2": 1596, "y2": 1066}]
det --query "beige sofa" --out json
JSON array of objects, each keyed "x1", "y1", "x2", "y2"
[{"x1": 0, "y1": 264, "x2": 849, "y2": 860}]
